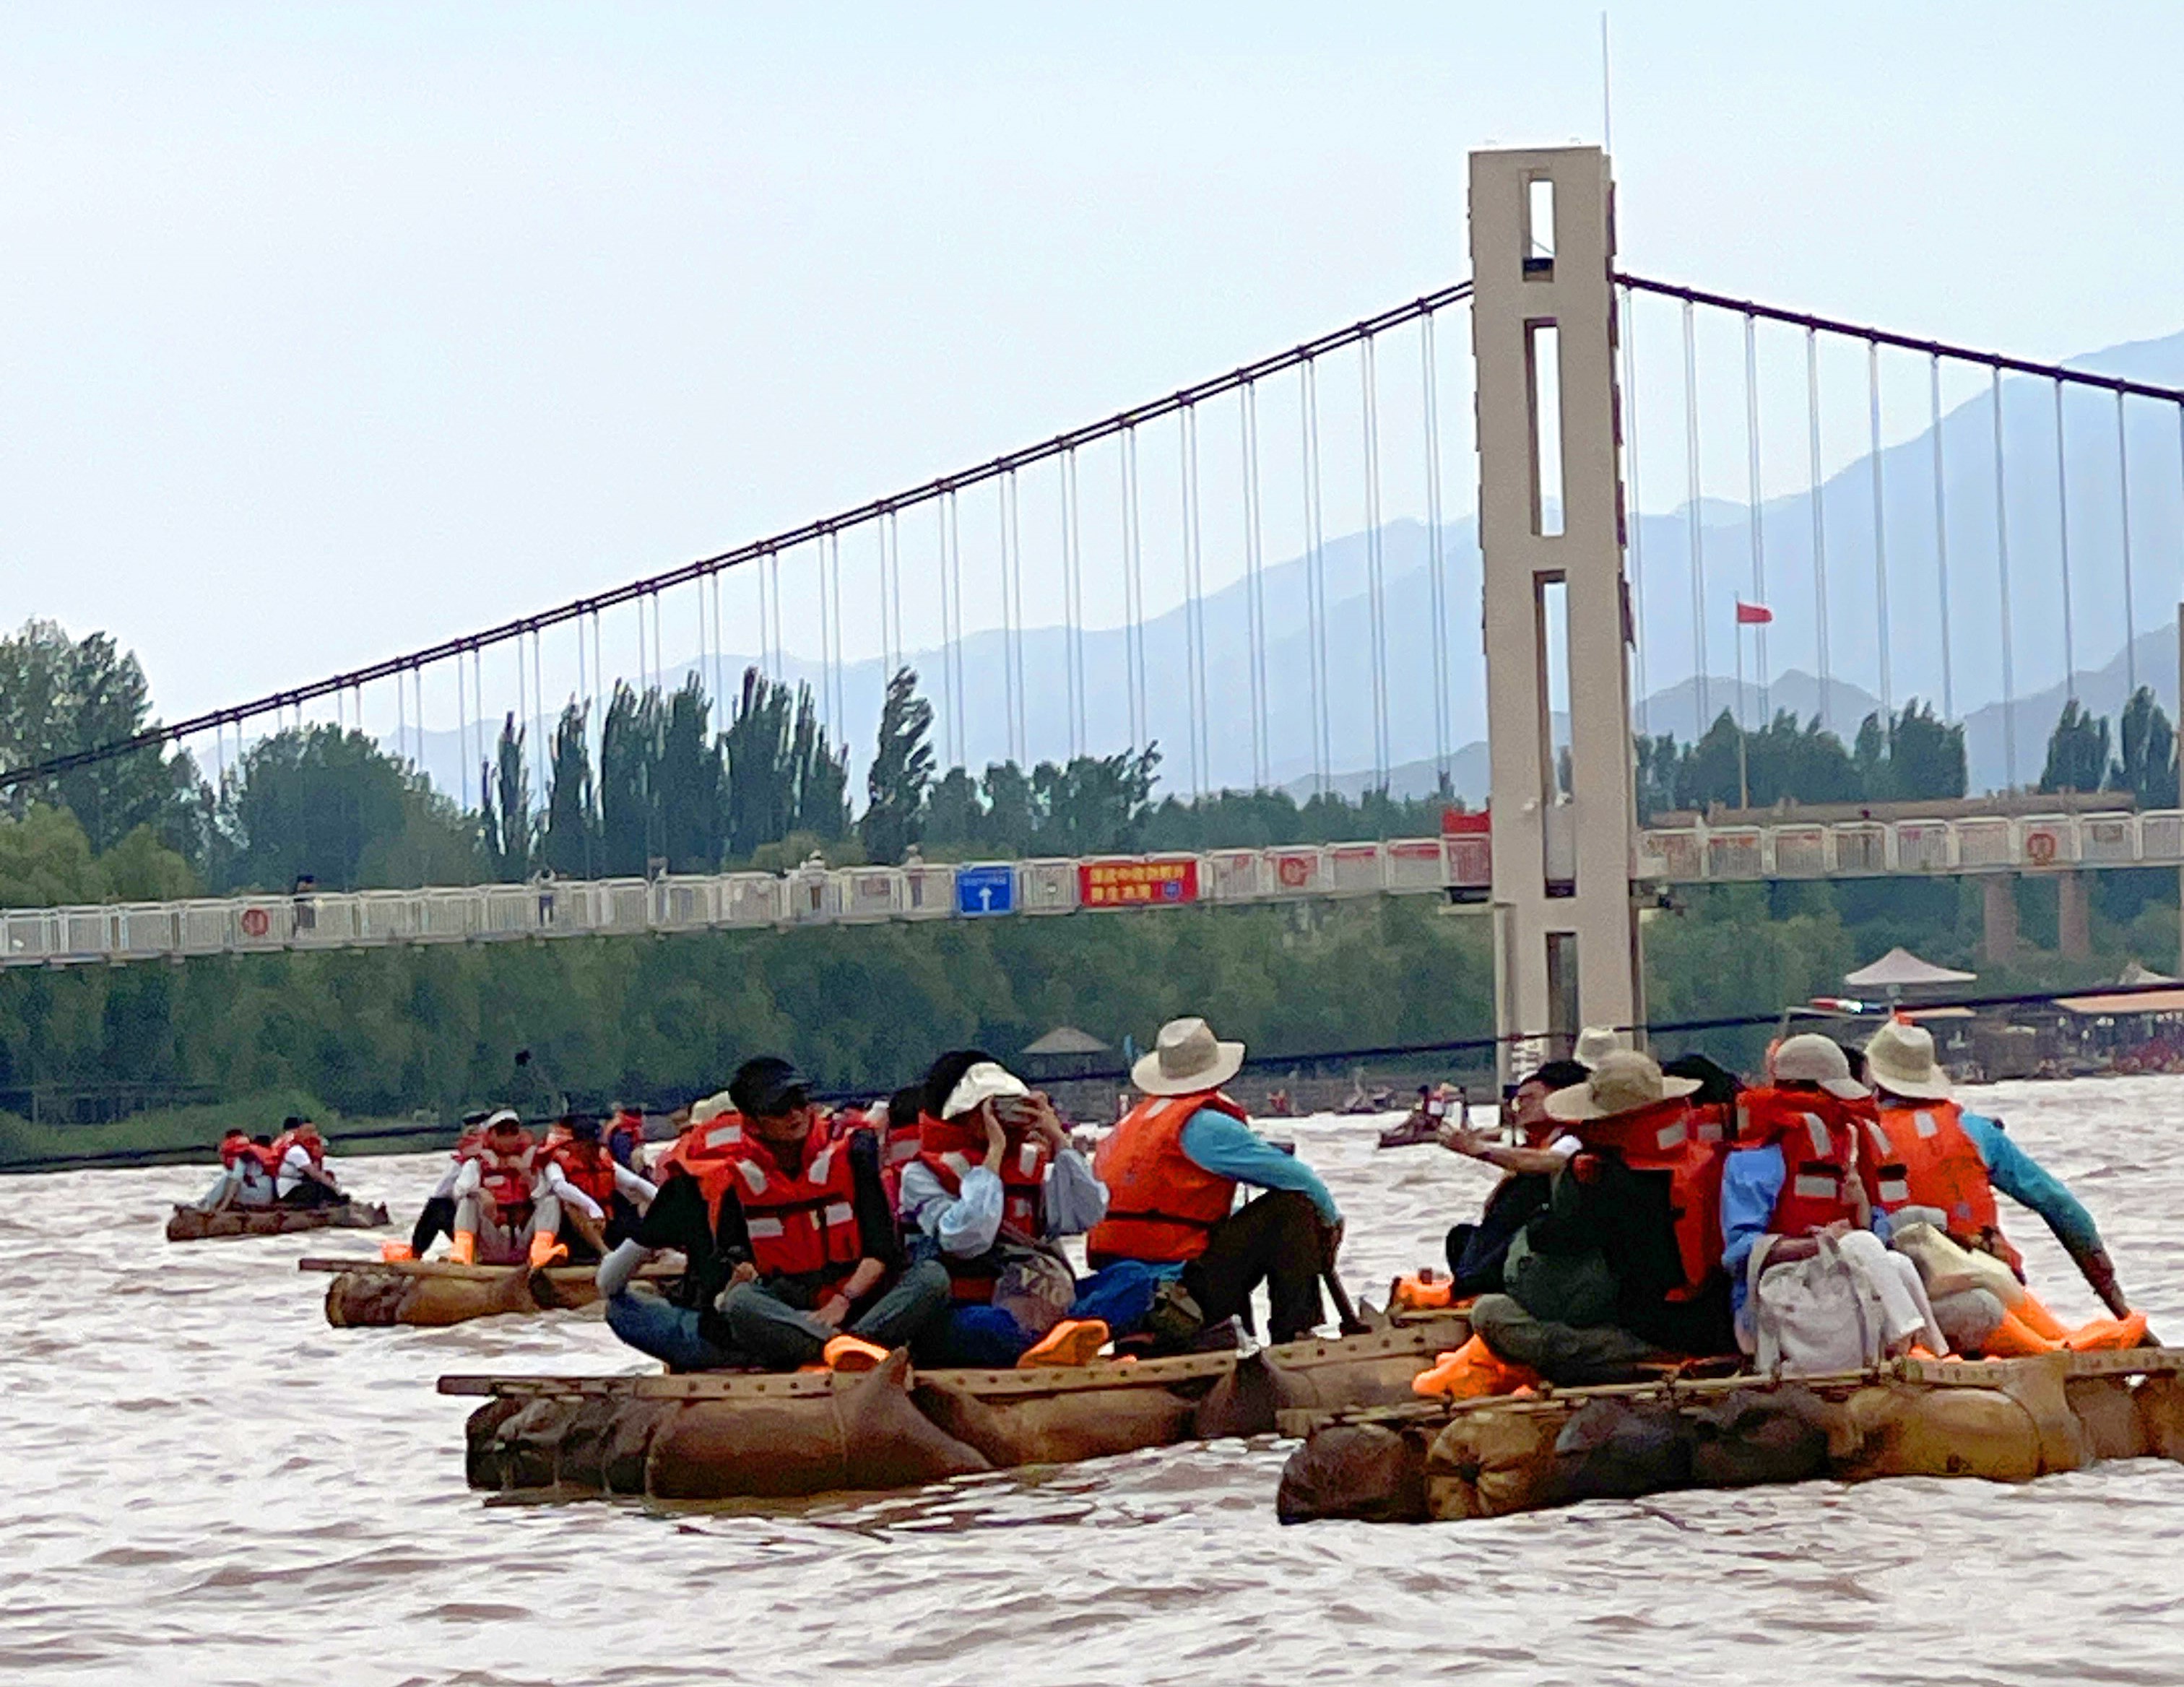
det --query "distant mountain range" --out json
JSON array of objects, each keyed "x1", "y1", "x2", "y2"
[{"x1": 389, "y1": 324, "x2": 2184, "y2": 807}]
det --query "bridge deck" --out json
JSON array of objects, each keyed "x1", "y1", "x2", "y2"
[{"x1": 1, "y1": 809, "x2": 2172, "y2": 969}]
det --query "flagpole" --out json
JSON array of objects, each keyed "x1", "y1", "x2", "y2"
[{"x1": 1735, "y1": 609, "x2": 1749, "y2": 811}]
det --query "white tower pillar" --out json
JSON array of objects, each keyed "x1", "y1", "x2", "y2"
[{"x1": 1470, "y1": 146, "x2": 1642, "y2": 1080}]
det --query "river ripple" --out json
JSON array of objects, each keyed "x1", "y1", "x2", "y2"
[{"x1": 5, "y1": 1077, "x2": 2183, "y2": 1685}]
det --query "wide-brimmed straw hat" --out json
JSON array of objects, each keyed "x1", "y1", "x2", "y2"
[
  {"x1": 1863, "y1": 1018, "x2": 1952, "y2": 1101},
  {"x1": 942, "y1": 1060, "x2": 1032, "y2": 1119},
  {"x1": 1544, "y1": 1050, "x2": 1700, "y2": 1122},
  {"x1": 1771, "y1": 1033, "x2": 1869, "y2": 1100},
  {"x1": 1572, "y1": 1025, "x2": 1632, "y2": 1070},
  {"x1": 1132, "y1": 1017, "x2": 1247, "y2": 1096},
  {"x1": 688, "y1": 1090, "x2": 737, "y2": 1127}
]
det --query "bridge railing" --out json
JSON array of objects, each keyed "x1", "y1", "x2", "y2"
[
  {"x1": 1633, "y1": 810, "x2": 2184, "y2": 883},
  {"x1": 0, "y1": 837, "x2": 1498, "y2": 971}
]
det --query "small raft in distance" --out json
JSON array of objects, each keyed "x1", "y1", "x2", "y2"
[
  {"x1": 446, "y1": 1311, "x2": 1473, "y2": 1502},
  {"x1": 166, "y1": 1200, "x2": 389, "y2": 1243},
  {"x1": 306, "y1": 1254, "x2": 679, "y2": 1328},
  {"x1": 1276, "y1": 1346, "x2": 2184, "y2": 1525}
]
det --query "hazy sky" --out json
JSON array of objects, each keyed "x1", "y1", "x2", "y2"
[{"x1": 8, "y1": 2, "x2": 2184, "y2": 728}]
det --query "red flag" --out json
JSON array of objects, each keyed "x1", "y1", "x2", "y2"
[{"x1": 1736, "y1": 601, "x2": 1773, "y2": 625}]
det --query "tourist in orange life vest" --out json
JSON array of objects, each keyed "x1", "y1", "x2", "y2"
[
  {"x1": 543, "y1": 1112, "x2": 658, "y2": 1262},
  {"x1": 1720, "y1": 1033, "x2": 1896, "y2": 1352},
  {"x1": 269, "y1": 1117, "x2": 349, "y2": 1208},
  {"x1": 1086, "y1": 1016, "x2": 1344, "y2": 1350},
  {"x1": 1858, "y1": 1018, "x2": 2147, "y2": 1353},
  {"x1": 1448, "y1": 1052, "x2": 1736, "y2": 1392},
  {"x1": 900, "y1": 1050, "x2": 1122, "y2": 1369},
  {"x1": 448, "y1": 1109, "x2": 568, "y2": 1269},
  {"x1": 604, "y1": 1103, "x2": 645, "y2": 1168},
  {"x1": 193, "y1": 1129, "x2": 280, "y2": 1214}
]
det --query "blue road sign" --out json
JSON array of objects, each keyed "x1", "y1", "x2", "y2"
[{"x1": 955, "y1": 864, "x2": 1015, "y2": 917}]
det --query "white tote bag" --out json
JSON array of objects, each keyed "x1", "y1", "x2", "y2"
[{"x1": 1750, "y1": 1233, "x2": 1888, "y2": 1376}]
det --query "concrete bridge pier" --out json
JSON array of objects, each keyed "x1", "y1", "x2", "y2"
[
  {"x1": 2057, "y1": 870, "x2": 2092, "y2": 963},
  {"x1": 1473, "y1": 144, "x2": 1641, "y2": 1083},
  {"x1": 1980, "y1": 875, "x2": 2019, "y2": 967}
]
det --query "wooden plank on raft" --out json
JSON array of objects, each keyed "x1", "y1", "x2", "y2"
[
  {"x1": 1296, "y1": 1346, "x2": 2184, "y2": 1433},
  {"x1": 300, "y1": 1256, "x2": 678, "y2": 1282}
]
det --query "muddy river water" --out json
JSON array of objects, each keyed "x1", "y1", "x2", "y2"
[{"x1": 6, "y1": 1077, "x2": 2184, "y2": 1685}]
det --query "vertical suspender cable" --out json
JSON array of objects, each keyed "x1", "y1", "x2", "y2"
[
  {"x1": 1931, "y1": 355, "x2": 1953, "y2": 721},
  {"x1": 771, "y1": 550, "x2": 787, "y2": 688},
  {"x1": 1242, "y1": 381, "x2": 1270, "y2": 789},
  {"x1": 1621, "y1": 285, "x2": 1648, "y2": 738},
  {"x1": 1181, "y1": 407, "x2": 1208, "y2": 795},
  {"x1": 516, "y1": 634, "x2": 526, "y2": 795},
  {"x1": 818, "y1": 534, "x2": 835, "y2": 738},
  {"x1": 711, "y1": 569, "x2": 726, "y2": 708},
  {"x1": 1807, "y1": 327, "x2": 1831, "y2": 735},
  {"x1": 1361, "y1": 337, "x2": 1390, "y2": 793},
  {"x1": 533, "y1": 628, "x2": 546, "y2": 803},
  {"x1": 998, "y1": 477, "x2": 1021, "y2": 766},
  {"x1": 829, "y1": 532, "x2": 846, "y2": 743},
  {"x1": 1869, "y1": 340, "x2": 1890, "y2": 720},
  {"x1": 396, "y1": 671, "x2": 406, "y2": 771},
  {"x1": 1683, "y1": 301, "x2": 1707, "y2": 727},
  {"x1": 1122, "y1": 430, "x2": 1147, "y2": 755},
  {"x1": 473, "y1": 648, "x2": 486, "y2": 807},
  {"x1": 1421, "y1": 315, "x2": 1451, "y2": 783},
  {"x1": 1993, "y1": 370, "x2": 2018, "y2": 787},
  {"x1": 1743, "y1": 312, "x2": 1767, "y2": 719},
  {"x1": 887, "y1": 511, "x2": 904, "y2": 682},
  {"x1": 1007, "y1": 476, "x2": 1026, "y2": 765},
  {"x1": 938, "y1": 495, "x2": 959, "y2": 766},
  {"x1": 2055, "y1": 381, "x2": 2076, "y2": 703},
  {"x1": 654, "y1": 592, "x2": 667, "y2": 695},
  {"x1": 1301, "y1": 357, "x2": 1330, "y2": 793},
  {"x1": 1062, "y1": 452, "x2": 1085, "y2": 760},
  {"x1": 2116, "y1": 392, "x2": 2136, "y2": 701}
]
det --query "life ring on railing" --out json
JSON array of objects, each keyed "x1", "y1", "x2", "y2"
[
  {"x1": 240, "y1": 907, "x2": 271, "y2": 938},
  {"x1": 1277, "y1": 856, "x2": 1312, "y2": 889},
  {"x1": 2024, "y1": 830, "x2": 2058, "y2": 867}
]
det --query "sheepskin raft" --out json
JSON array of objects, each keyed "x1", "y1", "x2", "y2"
[
  {"x1": 1275, "y1": 1346, "x2": 2184, "y2": 1525},
  {"x1": 305, "y1": 1255, "x2": 681, "y2": 1327},
  {"x1": 165, "y1": 1200, "x2": 389, "y2": 1242},
  {"x1": 443, "y1": 1312, "x2": 1472, "y2": 1501}
]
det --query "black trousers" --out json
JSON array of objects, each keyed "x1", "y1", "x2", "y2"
[
  {"x1": 281, "y1": 1180, "x2": 344, "y2": 1210},
  {"x1": 1180, "y1": 1189, "x2": 1327, "y2": 1344},
  {"x1": 411, "y1": 1194, "x2": 458, "y2": 1256}
]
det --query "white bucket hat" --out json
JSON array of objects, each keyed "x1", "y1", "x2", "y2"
[
  {"x1": 1771, "y1": 1033, "x2": 1869, "y2": 1100},
  {"x1": 1863, "y1": 1019, "x2": 1952, "y2": 1101},
  {"x1": 1544, "y1": 1050, "x2": 1700, "y2": 1122},
  {"x1": 1132, "y1": 1017, "x2": 1247, "y2": 1097},
  {"x1": 1573, "y1": 1025, "x2": 1633, "y2": 1070},
  {"x1": 942, "y1": 1060, "x2": 1032, "y2": 1120}
]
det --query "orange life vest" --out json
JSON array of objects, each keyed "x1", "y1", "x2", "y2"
[
  {"x1": 1085, "y1": 1091, "x2": 1249, "y2": 1265},
  {"x1": 1860, "y1": 1098, "x2": 2019, "y2": 1270},
  {"x1": 662, "y1": 1109, "x2": 749, "y2": 1178},
  {"x1": 914, "y1": 1112, "x2": 1054, "y2": 1301},
  {"x1": 218, "y1": 1132, "x2": 254, "y2": 1169},
  {"x1": 1573, "y1": 1098, "x2": 1726, "y2": 1300},
  {"x1": 550, "y1": 1139, "x2": 620, "y2": 1210},
  {"x1": 468, "y1": 1135, "x2": 539, "y2": 1218},
  {"x1": 1689, "y1": 1101, "x2": 1731, "y2": 1145},
  {"x1": 699, "y1": 1119, "x2": 865, "y2": 1290},
  {"x1": 1735, "y1": 1087, "x2": 1868, "y2": 1238},
  {"x1": 266, "y1": 1127, "x2": 324, "y2": 1176}
]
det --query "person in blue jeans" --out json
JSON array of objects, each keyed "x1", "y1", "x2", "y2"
[{"x1": 898, "y1": 1050, "x2": 1143, "y2": 1369}]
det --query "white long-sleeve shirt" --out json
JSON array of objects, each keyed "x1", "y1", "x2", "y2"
[{"x1": 898, "y1": 1147, "x2": 1107, "y2": 1258}]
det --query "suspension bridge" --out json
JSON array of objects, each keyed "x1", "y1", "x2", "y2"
[{"x1": 8, "y1": 147, "x2": 2184, "y2": 1063}]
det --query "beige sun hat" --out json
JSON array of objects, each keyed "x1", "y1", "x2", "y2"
[
  {"x1": 1544, "y1": 1049, "x2": 1700, "y2": 1122},
  {"x1": 1132, "y1": 1016, "x2": 1247, "y2": 1097},
  {"x1": 1863, "y1": 1018, "x2": 1952, "y2": 1101},
  {"x1": 942, "y1": 1061, "x2": 1033, "y2": 1120},
  {"x1": 688, "y1": 1090, "x2": 738, "y2": 1127},
  {"x1": 1771, "y1": 1033, "x2": 1869, "y2": 1100},
  {"x1": 1572, "y1": 1024, "x2": 1633, "y2": 1070}
]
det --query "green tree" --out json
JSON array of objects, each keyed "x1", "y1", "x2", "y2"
[
  {"x1": 656, "y1": 675, "x2": 724, "y2": 873},
  {"x1": 0, "y1": 619, "x2": 199, "y2": 854},
  {"x1": 540, "y1": 702, "x2": 599, "y2": 878},
  {"x1": 2112, "y1": 686, "x2": 2178, "y2": 809},
  {"x1": 479, "y1": 714, "x2": 533, "y2": 882},
  {"x1": 861, "y1": 666, "x2": 935, "y2": 865},
  {"x1": 225, "y1": 725, "x2": 477, "y2": 892},
  {"x1": 598, "y1": 681, "x2": 660, "y2": 877},
  {"x1": 0, "y1": 805, "x2": 107, "y2": 906},
  {"x1": 722, "y1": 667, "x2": 849, "y2": 861},
  {"x1": 2040, "y1": 700, "x2": 2112, "y2": 795}
]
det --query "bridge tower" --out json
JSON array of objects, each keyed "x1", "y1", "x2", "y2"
[{"x1": 1470, "y1": 146, "x2": 1643, "y2": 1079}]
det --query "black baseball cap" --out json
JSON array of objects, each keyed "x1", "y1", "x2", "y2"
[{"x1": 729, "y1": 1057, "x2": 809, "y2": 1119}]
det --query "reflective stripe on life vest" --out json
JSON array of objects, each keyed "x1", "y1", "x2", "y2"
[
  {"x1": 1862, "y1": 1098, "x2": 2017, "y2": 1270},
  {"x1": 914, "y1": 1118, "x2": 1054, "y2": 1301},
  {"x1": 710, "y1": 1120, "x2": 867, "y2": 1289},
  {"x1": 1736, "y1": 1087, "x2": 1868, "y2": 1238}
]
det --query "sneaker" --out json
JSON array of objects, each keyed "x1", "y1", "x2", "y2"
[
  {"x1": 1018, "y1": 1319, "x2": 1111, "y2": 1369},
  {"x1": 823, "y1": 1335, "x2": 890, "y2": 1373},
  {"x1": 1144, "y1": 1280, "x2": 1206, "y2": 1347}
]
